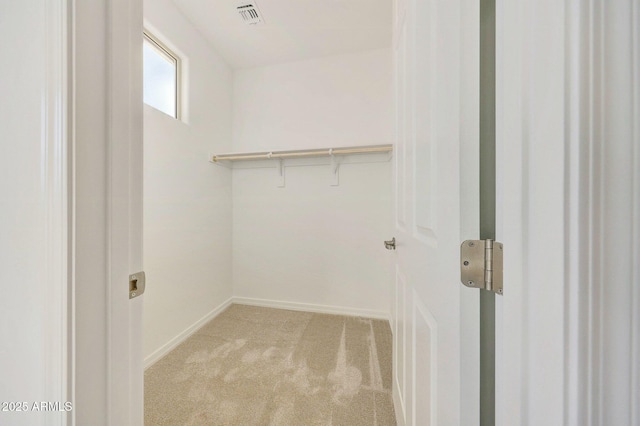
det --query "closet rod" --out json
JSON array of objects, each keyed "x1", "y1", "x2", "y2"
[{"x1": 210, "y1": 144, "x2": 392, "y2": 163}]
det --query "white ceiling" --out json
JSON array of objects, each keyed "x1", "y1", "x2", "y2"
[{"x1": 173, "y1": 0, "x2": 392, "y2": 69}]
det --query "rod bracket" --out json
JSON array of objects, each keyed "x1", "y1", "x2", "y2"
[
  {"x1": 330, "y1": 154, "x2": 340, "y2": 186},
  {"x1": 276, "y1": 158, "x2": 285, "y2": 187}
]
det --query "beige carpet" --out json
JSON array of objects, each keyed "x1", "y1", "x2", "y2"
[{"x1": 145, "y1": 304, "x2": 396, "y2": 425}]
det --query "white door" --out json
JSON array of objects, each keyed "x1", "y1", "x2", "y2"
[{"x1": 392, "y1": 0, "x2": 480, "y2": 425}]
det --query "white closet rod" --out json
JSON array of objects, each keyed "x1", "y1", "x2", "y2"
[{"x1": 210, "y1": 144, "x2": 392, "y2": 163}]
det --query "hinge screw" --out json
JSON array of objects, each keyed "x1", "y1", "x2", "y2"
[
  {"x1": 468, "y1": 242, "x2": 475, "y2": 247},
  {"x1": 468, "y1": 281, "x2": 474, "y2": 286},
  {"x1": 463, "y1": 261, "x2": 469, "y2": 266},
  {"x1": 131, "y1": 292, "x2": 136, "y2": 297}
]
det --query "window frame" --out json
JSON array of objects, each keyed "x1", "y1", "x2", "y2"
[{"x1": 143, "y1": 30, "x2": 181, "y2": 120}]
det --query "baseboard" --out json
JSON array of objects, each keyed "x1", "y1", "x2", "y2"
[
  {"x1": 144, "y1": 297, "x2": 233, "y2": 369},
  {"x1": 144, "y1": 296, "x2": 390, "y2": 369},
  {"x1": 232, "y1": 296, "x2": 390, "y2": 321},
  {"x1": 393, "y1": 377, "x2": 406, "y2": 426}
]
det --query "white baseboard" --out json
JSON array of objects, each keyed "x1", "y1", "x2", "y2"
[
  {"x1": 144, "y1": 296, "x2": 390, "y2": 370},
  {"x1": 393, "y1": 377, "x2": 406, "y2": 426},
  {"x1": 232, "y1": 296, "x2": 391, "y2": 321},
  {"x1": 144, "y1": 297, "x2": 233, "y2": 369}
]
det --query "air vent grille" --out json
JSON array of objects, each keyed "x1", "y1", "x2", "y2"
[{"x1": 237, "y1": 2, "x2": 263, "y2": 25}]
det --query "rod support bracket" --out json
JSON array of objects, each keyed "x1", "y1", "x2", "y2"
[
  {"x1": 276, "y1": 158, "x2": 285, "y2": 187},
  {"x1": 330, "y1": 154, "x2": 340, "y2": 186}
]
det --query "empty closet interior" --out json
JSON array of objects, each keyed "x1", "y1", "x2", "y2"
[{"x1": 143, "y1": 0, "x2": 393, "y2": 367}]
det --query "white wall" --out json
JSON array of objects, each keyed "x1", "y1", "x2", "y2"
[
  {"x1": 232, "y1": 49, "x2": 393, "y2": 151},
  {"x1": 231, "y1": 49, "x2": 393, "y2": 316},
  {"x1": 143, "y1": 0, "x2": 233, "y2": 361}
]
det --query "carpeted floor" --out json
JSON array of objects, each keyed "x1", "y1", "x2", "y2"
[{"x1": 144, "y1": 304, "x2": 396, "y2": 425}]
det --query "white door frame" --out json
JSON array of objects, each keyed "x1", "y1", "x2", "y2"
[
  {"x1": 58, "y1": 0, "x2": 638, "y2": 424},
  {"x1": 72, "y1": 0, "x2": 143, "y2": 424},
  {"x1": 46, "y1": 0, "x2": 71, "y2": 422},
  {"x1": 105, "y1": 0, "x2": 144, "y2": 424},
  {"x1": 495, "y1": 0, "x2": 567, "y2": 423},
  {"x1": 562, "y1": 1, "x2": 640, "y2": 424},
  {"x1": 496, "y1": 0, "x2": 640, "y2": 424},
  {"x1": 0, "y1": 1, "x2": 70, "y2": 424}
]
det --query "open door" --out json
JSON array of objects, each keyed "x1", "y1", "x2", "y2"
[{"x1": 391, "y1": 0, "x2": 480, "y2": 424}]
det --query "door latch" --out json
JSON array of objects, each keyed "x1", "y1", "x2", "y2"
[
  {"x1": 460, "y1": 240, "x2": 503, "y2": 294},
  {"x1": 384, "y1": 237, "x2": 396, "y2": 250},
  {"x1": 129, "y1": 271, "x2": 146, "y2": 299}
]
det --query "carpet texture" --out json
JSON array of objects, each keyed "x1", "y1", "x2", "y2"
[{"x1": 145, "y1": 304, "x2": 396, "y2": 425}]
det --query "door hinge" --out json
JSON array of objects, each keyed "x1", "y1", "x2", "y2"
[{"x1": 460, "y1": 240, "x2": 503, "y2": 295}]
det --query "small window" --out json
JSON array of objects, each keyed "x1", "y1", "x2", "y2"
[{"x1": 143, "y1": 32, "x2": 180, "y2": 119}]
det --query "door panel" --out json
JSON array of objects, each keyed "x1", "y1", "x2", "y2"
[
  {"x1": 414, "y1": 295, "x2": 437, "y2": 426},
  {"x1": 395, "y1": 267, "x2": 408, "y2": 413},
  {"x1": 392, "y1": 0, "x2": 479, "y2": 424}
]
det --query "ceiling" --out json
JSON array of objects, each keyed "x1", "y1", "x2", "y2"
[{"x1": 173, "y1": 0, "x2": 392, "y2": 69}]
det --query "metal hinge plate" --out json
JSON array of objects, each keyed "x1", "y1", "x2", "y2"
[{"x1": 460, "y1": 240, "x2": 503, "y2": 294}]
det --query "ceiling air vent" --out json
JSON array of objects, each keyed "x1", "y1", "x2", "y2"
[{"x1": 237, "y1": 2, "x2": 264, "y2": 25}]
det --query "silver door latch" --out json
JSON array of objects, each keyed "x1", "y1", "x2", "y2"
[
  {"x1": 384, "y1": 237, "x2": 396, "y2": 250},
  {"x1": 129, "y1": 271, "x2": 146, "y2": 299},
  {"x1": 460, "y1": 240, "x2": 503, "y2": 294}
]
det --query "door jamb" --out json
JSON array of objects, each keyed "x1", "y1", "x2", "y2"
[
  {"x1": 495, "y1": 0, "x2": 640, "y2": 424},
  {"x1": 71, "y1": 0, "x2": 143, "y2": 424}
]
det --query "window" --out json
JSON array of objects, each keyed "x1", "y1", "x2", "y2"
[{"x1": 143, "y1": 32, "x2": 180, "y2": 118}]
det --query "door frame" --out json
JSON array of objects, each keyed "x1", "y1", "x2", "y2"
[
  {"x1": 71, "y1": 0, "x2": 143, "y2": 424},
  {"x1": 62, "y1": 0, "x2": 639, "y2": 424},
  {"x1": 40, "y1": 0, "x2": 72, "y2": 423},
  {"x1": 561, "y1": 0, "x2": 640, "y2": 423},
  {"x1": 495, "y1": 0, "x2": 567, "y2": 422},
  {"x1": 496, "y1": 0, "x2": 640, "y2": 424}
]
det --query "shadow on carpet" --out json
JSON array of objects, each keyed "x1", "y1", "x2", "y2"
[{"x1": 144, "y1": 304, "x2": 396, "y2": 425}]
